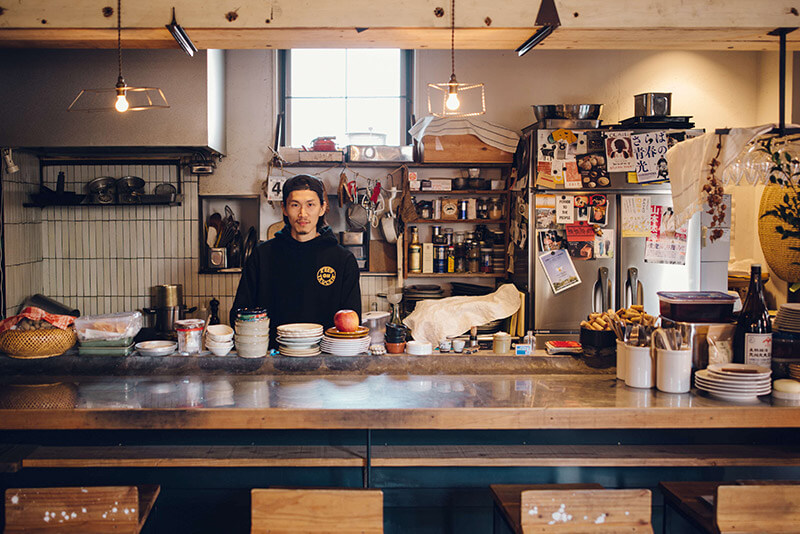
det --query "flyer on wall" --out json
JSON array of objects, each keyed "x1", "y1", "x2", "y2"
[{"x1": 539, "y1": 249, "x2": 582, "y2": 294}]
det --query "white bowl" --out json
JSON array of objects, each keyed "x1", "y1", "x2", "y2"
[
  {"x1": 235, "y1": 321, "x2": 270, "y2": 336},
  {"x1": 236, "y1": 344, "x2": 269, "y2": 358},
  {"x1": 135, "y1": 340, "x2": 177, "y2": 357},
  {"x1": 406, "y1": 340, "x2": 433, "y2": 355},
  {"x1": 207, "y1": 324, "x2": 234, "y2": 343},
  {"x1": 235, "y1": 333, "x2": 269, "y2": 345},
  {"x1": 208, "y1": 343, "x2": 234, "y2": 356},
  {"x1": 206, "y1": 339, "x2": 234, "y2": 349}
]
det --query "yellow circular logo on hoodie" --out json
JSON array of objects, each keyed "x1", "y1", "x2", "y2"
[{"x1": 316, "y1": 266, "x2": 336, "y2": 286}]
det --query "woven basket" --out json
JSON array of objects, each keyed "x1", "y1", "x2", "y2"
[
  {"x1": 0, "y1": 327, "x2": 77, "y2": 359},
  {"x1": 758, "y1": 184, "x2": 800, "y2": 283},
  {"x1": 0, "y1": 383, "x2": 77, "y2": 409}
]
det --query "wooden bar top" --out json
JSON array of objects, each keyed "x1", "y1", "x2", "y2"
[{"x1": 0, "y1": 373, "x2": 797, "y2": 430}]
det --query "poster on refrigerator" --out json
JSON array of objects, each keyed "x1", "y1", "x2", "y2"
[
  {"x1": 588, "y1": 194, "x2": 608, "y2": 226},
  {"x1": 556, "y1": 195, "x2": 574, "y2": 223},
  {"x1": 644, "y1": 205, "x2": 688, "y2": 265},
  {"x1": 621, "y1": 196, "x2": 651, "y2": 237},
  {"x1": 595, "y1": 229, "x2": 615, "y2": 258},
  {"x1": 605, "y1": 131, "x2": 636, "y2": 172},
  {"x1": 539, "y1": 249, "x2": 582, "y2": 294},
  {"x1": 535, "y1": 195, "x2": 557, "y2": 228},
  {"x1": 631, "y1": 131, "x2": 669, "y2": 183},
  {"x1": 566, "y1": 222, "x2": 595, "y2": 260},
  {"x1": 576, "y1": 152, "x2": 610, "y2": 188}
]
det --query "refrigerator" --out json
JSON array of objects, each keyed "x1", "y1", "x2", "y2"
[{"x1": 515, "y1": 123, "x2": 701, "y2": 346}]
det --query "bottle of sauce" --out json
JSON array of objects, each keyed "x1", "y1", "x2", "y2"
[
  {"x1": 733, "y1": 264, "x2": 772, "y2": 366},
  {"x1": 408, "y1": 226, "x2": 422, "y2": 273}
]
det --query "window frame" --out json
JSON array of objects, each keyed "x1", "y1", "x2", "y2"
[{"x1": 277, "y1": 49, "x2": 414, "y2": 147}]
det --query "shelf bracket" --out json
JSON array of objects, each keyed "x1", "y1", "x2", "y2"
[{"x1": 767, "y1": 27, "x2": 798, "y2": 134}]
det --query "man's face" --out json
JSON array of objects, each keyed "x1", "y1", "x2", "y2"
[{"x1": 283, "y1": 189, "x2": 326, "y2": 241}]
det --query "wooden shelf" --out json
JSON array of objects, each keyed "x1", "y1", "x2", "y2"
[
  {"x1": 411, "y1": 190, "x2": 508, "y2": 195},
  {"x1": 199, "y1": 268, "x2": 242, "y2": 275},
  {"x1": 410, "y1": 219, "x2": 505, "y2": 224},
  {"x1": 24, "y1": 201, "x2": 181, "y2": 208},
  {"x1": 406, "y1": 273, "x2": 506, "y2": 278}
]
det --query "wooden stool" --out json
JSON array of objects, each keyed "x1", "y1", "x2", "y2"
[
  {"x1": 660, "y1": 480, "x2": 800, "y2": 534},
  {"x1": 251, "y1": 488, "x2": 383, "y2": 533},
  {"x1": 519, "y1": 488, "x2": 652, "y2": 533},
  {"x1": 716, "y1": 484, "x2": 800, "y2": 533},
  {"x1": 4, "y1": 485, "x2": 160, "y2": 533},
  {"x1": 491, "y1": 484, "x2": 603, "y2": 533}
]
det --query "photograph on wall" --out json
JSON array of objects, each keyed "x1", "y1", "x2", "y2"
[
  {"x1": 539, "y1": 249, "x2": 582, "y2": 294},
  {"x1": 605, "y1": 131, "x2": 636, "y2": 172},
  {"x1": 576, "y1": 152, "x2": 610, "y2": 188}
]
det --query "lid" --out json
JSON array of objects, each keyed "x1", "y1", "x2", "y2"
[
  {"x1": 174, "y1": 319, "x2": 204, "y2": 331},
  {"x1": 493, "y1": 331, "x2": 511, "y2": 338},
  {"x1": 656, "y1": 291, "x2": 736, "y2": 304},
  {"x1": 237, "y1": 307, "x2": 267, "y2": 317}
]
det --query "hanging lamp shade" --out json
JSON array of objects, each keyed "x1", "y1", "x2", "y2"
[
  {"x1": 68, "y1": 0, "x2": 168, "y2": 113},
  {"x1": 426, "y1": 0, "x2": 485, "y2": 118}
]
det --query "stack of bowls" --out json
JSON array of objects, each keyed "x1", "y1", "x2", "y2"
[
  {"x1": 205, "y1": 324, "x2": 234, "y2": 356},
  {"x1": 234, "y1": 308, "x2": 270, "y2": 358},
  {"x1": 385, "y1": 323, "x2": 407, "y2": 354}
]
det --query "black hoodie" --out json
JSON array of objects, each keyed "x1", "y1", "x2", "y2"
[{"x1": 230, "y1": 226, "x2": 361, "y2": 347}]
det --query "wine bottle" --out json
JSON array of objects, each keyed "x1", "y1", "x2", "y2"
[{"x1": 733, "y1": 264, "x2": 772, "y2": 366}]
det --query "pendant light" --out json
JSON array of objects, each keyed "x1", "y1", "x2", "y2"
[
  {"x1": 427, "y1": 0, "x2": 485, "y2": 118},
  {"x1": 68, "y1": 0, "x2": 168, "y2": 113}
]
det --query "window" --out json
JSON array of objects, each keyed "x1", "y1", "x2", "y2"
[{"x1": 280, "y1": 49, "x2": 412, "y2": 148}]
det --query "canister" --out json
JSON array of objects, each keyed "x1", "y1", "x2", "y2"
[
  {"x1": 433, "y1": 244, "x2": 446, "y2": 273},
  {"x1": 458, "y1": 200, "x2": 468, "y2": 220}
]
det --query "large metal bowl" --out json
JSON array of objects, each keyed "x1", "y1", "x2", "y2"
[{"x1": 532, "y1": 104, "x2": 603, "y2": 121}]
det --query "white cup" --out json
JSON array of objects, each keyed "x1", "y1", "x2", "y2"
[
  {"x1": 656, "y1": 348, "x2": 692, "y2": 393},
  {"x1": 625, "y1": 345, "x2": 655, "y2": 389},
  {"x1": 452, "y1": 339, "x2": 466, "y2": 353},
  {"x1": 616, "y1": 339, "x2": 627, "y2": 381}
]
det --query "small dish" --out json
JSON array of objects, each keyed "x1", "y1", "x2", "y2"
[
  {"x1": 208, "y1": 342, "x2": 234, "y2": 357},
  {"x1": 135, "y1": 340, "x2": 177, "y2": 357}
]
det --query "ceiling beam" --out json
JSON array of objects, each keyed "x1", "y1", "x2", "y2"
[{"x1": 0, "y1": 0, "x2": 798, "y2": 50}]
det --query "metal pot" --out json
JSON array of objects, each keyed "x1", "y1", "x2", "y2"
[{"x1": 532, "y1": 104, "x2": 603, "y2": 121}]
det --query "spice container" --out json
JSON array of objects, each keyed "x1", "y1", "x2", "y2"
[
  {"x1": 657, "y1": 291, "x2": 736, "y2": 323},
  {"x1": 458, "y1": 200, "x2": 469, "y2": 220},
  {"x1": 480, "y1": 244, "x2": 493, "y2": 273},
  {"x1": 175, "y1": 318, "x2": 204, "y2": 355},
  {"x1": 488, "y1": 198, "x2": 503, "y2": 220},
  {"x1": 477, "y1": 198, "x2": 489, "y2": 219}
]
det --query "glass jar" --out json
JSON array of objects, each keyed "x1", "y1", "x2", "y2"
[
  {"x1": 443, "y1": 228, "x2": 454, "y2": 246},
  {"x1": 175, "y1": 319, "x2": 204, "y2": 355},
  {"x1": 467, "y1": 240, "x2": 480, "y2": 273},
  {"x1": 480, "y1": 246, "x2": 494, "y2": 273},
  {"x1": 477, "y1": 198, "x2": 489, "y2": 219},
  {"x1": 418, "y1": 201, "x2": 433, "y2": 220},
  {"x1": 454, "y1": 231, "x2": 466, "y2": 245},
  {"x1": 488, "y1": 198, "x2": 503, "y2": 220},
  {"x1": 454, "y1": 243, "x2": 467, "y2": 273}
]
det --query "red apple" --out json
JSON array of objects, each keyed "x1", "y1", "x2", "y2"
[{"x1": 334, "y1": 309, "x2": 360, "y2": 332}]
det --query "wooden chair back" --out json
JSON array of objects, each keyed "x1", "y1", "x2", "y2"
[
  {"x1": 251, "y1": 488, "x2": 383, "y2": 533},
  {"x1": 716, "y1": 484, "x2": 800, "y2": 533},
  {"x1": 520, "y1": 488, "x2": 653, "y2": 533},
  {"x1": 5, "y1": 485, "x2": 160, "y2": 533}
]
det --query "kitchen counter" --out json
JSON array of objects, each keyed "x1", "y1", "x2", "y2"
[
  {"x1": 0, "y1": 349, "x2": 612, "y2": 376},
  {"x1": 0, "y1": 372, "x2": 796, "y2": 430}
]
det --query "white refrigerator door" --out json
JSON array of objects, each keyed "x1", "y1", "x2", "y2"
[{"x1": 618, "y1": 193, "x2": 701, "y2": 316}]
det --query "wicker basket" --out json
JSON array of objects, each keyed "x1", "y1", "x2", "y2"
[
  {"x1": 0, "y1": 328, "x2": 77, "y2": 359},
  {"x1": 0, "y1": 383, "x2": 77, "y2": 409},
  {"x1": 759, "y1": 185, "x2": 800, "y2": 283}
]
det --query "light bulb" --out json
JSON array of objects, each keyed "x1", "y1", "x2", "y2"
[
  {"x1": 115, "y1": 93, "x2": 129, "y2": 112},
  {"x1": 446, "y1": 91, "x2": 460, "y2": 111}
]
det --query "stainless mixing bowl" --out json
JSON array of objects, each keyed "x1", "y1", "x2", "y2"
[{"x1": 532, "y1": 104, "x2": 603, "y2": 120}]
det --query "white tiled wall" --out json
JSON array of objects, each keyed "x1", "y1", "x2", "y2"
[
  {"x1": 2, "y1": 150, "x2": 43, "y2": 317},
  {"x1": 3, "y1": 155, "x2": 393, "y2": 322}
]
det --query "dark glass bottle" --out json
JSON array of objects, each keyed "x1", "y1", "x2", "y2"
[
  {"x1": 733, "y1": 264, "x2": 772, "y2": 366},
  {"x1": 209, "y1": 297, "x2": 221, "y2": 326}
]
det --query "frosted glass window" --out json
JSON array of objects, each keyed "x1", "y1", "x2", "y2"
[{"x1": 286, "y1": 49, "x2": 406, "y2": 148}]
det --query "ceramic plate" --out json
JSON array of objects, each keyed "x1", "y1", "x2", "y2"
[{"x1": 706, "y1": 363, "x2": 771, "y2": 379}]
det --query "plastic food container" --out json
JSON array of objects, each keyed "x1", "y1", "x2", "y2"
[
  {"x1": 74, "y1": 311, "x2": 143, "y2": 343},
  {"x1": 657, "y1": 291, "x2": 736, "y2": 323}
]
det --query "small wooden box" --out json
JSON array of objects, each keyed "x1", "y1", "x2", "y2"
[{"x1": 420, "y1": 134, "x2": 513, "y2": 163}]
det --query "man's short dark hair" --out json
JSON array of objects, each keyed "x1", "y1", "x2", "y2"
[{"x1": 282, "y1": 174, "x2": 328, "y2": 231}]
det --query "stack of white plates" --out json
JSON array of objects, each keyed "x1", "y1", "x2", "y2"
[
  {"x1": 695, "y1": 363, "x2": 772, "y2": 401},
  {"x1": 320, "y1": 335, "x2": 371, "y2": 356},
  {"x1": 775, "y1": 304, "x2": 800, "y2": 333},
  {"x1": 276, "y1": 323, "x2": 323, "y2": 357}
]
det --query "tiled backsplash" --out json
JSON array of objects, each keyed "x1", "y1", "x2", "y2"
[
  {"x1": 3, "y1": 153, "x2": 392, "y2": 322},
  {"x1": 3, "y1": 150, "x2": 43, "y2": 317}
]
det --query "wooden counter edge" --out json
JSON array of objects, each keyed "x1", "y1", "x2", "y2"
[{"x1": 0, "y1": 406, "x2": 798, "y2": 430}]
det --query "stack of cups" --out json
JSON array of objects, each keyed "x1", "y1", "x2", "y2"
[
  {"x1": 384, "y1": 323, "x2": 407, "y2": 354},
  {"x1": 234, "y1": 308, "x2": 270, "y2": 358}
]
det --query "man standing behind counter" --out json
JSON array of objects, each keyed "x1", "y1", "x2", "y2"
[{"x1": 231, "y1": 174, "x2": 361, "y2": 347}]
